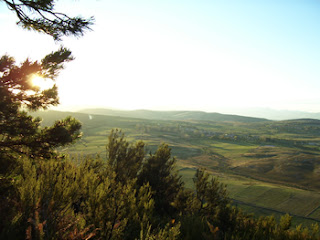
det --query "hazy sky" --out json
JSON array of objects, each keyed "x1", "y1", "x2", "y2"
[{"x1": 1, "y1": 0, "x2": 320, "y2": 113}]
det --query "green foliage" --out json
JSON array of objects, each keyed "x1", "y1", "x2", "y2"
[
  {"x1": 138, "y1": 221, "x2": 181, "y2": 240},
  {"x1": 1, "y1": 0, "x2": 92, "y2": 236},
  {"x1": 1, "y1": 0, "x2": 91, "y2": 169},
  {"x1": 0, "y1": 49, "x2": 81, "y2": 160},
  {"x1": 82, "y1": 171, "x2": 134, "y2": 239},
  {"x1": 1, "y1": 154, "x2": 176, "y2": 239},
  {"x1": 2, "y1": 130, "x2": 320, "y2": 239},
  {"x1": 2, "y1": 158, "x2": 83, "y2": 239},
  {"x1": 191, "y1": 168, "x2": 229, "y2": 217},
  {"x1": 221, "y1": 211, "x2": 320, "y2": 240},
  {"x1": 107, "y1": 129, "x2": 145, "y2": 183},
  {"x1": 2, "y1": 0, "x2": 94, "y2": 40},
  {"x1": 0, "y1": 51, "x2": 82, "y2": 239},
  {"x1": 138, "y1": 143, "x2": 183, "y2": 217}
]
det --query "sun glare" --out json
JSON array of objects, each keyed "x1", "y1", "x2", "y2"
[{"x1": 30, "y1": 75, "x2": 54, "y2": 91}]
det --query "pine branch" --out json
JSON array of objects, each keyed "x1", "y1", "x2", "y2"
[{"x1": 2, "y1": 0, "x2": 94, "y2": 40}]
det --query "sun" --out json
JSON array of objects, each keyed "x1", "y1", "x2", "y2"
[{"x1": 30, "y1": 74, "x2": 54, "y2": 91}]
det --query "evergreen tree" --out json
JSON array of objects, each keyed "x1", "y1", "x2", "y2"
[
  {"x1": 193, "y1": 168, "x2": 229, "y2": 216},
  {"x1": 0, "y1": 49, "x2": 82, "y2": 164},
  {"x1": 106, "y1": 129, "x2": 145, "y2": 183},
  {"x1": 0, "y1": 51, "x2": 83, "y2": 232},
  {"x1": 0, "y1": 0, "x2": 94, "y2": 168},
  {"x1": 0, "y1": 0, "x2": 93, "y2": 236},
  {"x1": 138, "y1": 143, "x2": 183, "y2": 217},
  {"x1": 0, "y1": 0, "x2": 93, "y2": 175}
]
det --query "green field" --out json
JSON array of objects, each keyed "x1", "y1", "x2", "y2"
[
  {"x1": 33, "y1": 110, "x2": 320, "y2": 227},
  {"x1": 180, "y1": 167, "x2": 320, "y2": 226}
]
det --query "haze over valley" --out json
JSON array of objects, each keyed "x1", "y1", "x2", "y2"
[{"x1": 74, "y1": 107, "x2": 320, "y2": 121}]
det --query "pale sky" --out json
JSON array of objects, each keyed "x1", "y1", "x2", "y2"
[{"x1": 1, "y1": 0, "x2": 320, "y2": 113}]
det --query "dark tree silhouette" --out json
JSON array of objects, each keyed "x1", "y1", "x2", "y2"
[
  {"x1": 138, "y1": 143, "x2": 183, "y2": 217},
  {"x1": 0, "y1": 1, "x2": 92, "y2": 235},
  {"x1": 2, "y1": 0, "x2": 94, "y2": 40},
  {"x1": 0, "y1": 48, "x2": 82, "y2": 171},
  {"x1": 0, "y1": 0, "x2": 93, "y2": 166}
]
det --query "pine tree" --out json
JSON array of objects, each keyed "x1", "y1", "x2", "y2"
[
  {"x1": 0, "y1": 0, "x2": 93, "y2": 174},
  {"x1": 106, "y1": 129, "x2": 145, "y2": 183},
  {"x1": 138, "y1": 143, "x2": 183, "y2": 217},
  {"x1": 0, "y1": 1, "x2": 93, "y2": 236},
  {"x1": 0, "y1": 49, "x2": 82, "y2": 165}
]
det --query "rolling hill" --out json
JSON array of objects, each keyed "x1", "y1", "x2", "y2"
[{"x1": 77, "y1": 108, "x2": 270, "y2": 123}]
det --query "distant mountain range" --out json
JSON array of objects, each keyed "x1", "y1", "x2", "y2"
[
  {"x1": 77, "y1": 108, "x2": 270, "y2": 123},
  {"x1": 222, "y1": 108, "x2": 320, "y2": 120},
  {"x1": 54, "y1": 105, "x2": 320, "y2": 121}
]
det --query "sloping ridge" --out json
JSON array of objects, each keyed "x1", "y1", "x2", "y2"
[{"x1": 78, "y1": 108, "x2": 270, "y2": 123}]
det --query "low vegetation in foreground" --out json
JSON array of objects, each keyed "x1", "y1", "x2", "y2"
[{"x1": 2, "y1": 128, "x2": 320, "y2": 239}]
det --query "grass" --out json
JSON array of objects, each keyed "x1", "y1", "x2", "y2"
[{"x1": 179, "y1": 166, "x2": 320, "y2": 227}]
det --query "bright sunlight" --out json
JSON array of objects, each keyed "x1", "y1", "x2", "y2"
[{"x1": 30, "y1": 74, "x2": 54, "y2": 91}]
